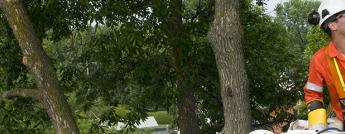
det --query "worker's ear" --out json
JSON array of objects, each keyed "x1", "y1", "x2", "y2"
[{"x1": 328, "y1": 22, "x2": 337, "y2": 31}]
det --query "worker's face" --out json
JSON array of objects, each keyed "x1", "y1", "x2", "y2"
[
  {"x1": 329, "y1": 12, "x2": 345, "y2": 36},
  {"x1": 336, "y1": 12, "x2": 345, "y2": 23}
]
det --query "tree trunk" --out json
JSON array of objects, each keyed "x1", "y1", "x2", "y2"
[
  {"x1": 174, "y1": 48, "x2": 200, "y2": 134},
  {"x1": 0, "y1": 0, "x2": 79, "y2": 133},
  {"x1": 208, "y1": 0, "x2": 251, "y2": 133},
  {"x1": 167, "y1": 0, "x2": 200, "y2": 133},
  {"x1": 176, "y1": 79, "x2": 199, "y2": 134}
]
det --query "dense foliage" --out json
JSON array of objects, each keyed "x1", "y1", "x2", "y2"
[{"x1": 0, "y1": 0, "x2": 324, "y2": 133}]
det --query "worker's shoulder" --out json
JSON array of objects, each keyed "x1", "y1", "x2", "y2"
[{"x1": 311, "y1": 45, "x2": 328, "y2": 60}]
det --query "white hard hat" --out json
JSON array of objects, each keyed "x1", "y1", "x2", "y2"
[{"x1": 318, "y1": 0, "x2": 345, "y2": 26}]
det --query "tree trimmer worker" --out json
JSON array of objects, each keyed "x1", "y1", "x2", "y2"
[{"x1": 306, "y1": 0, "x2": 345, "y2": 132}]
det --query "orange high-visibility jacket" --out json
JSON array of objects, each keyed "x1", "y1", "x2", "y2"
[{"x1": 304, "y1": 41, "x2": 345, "y2": 121}]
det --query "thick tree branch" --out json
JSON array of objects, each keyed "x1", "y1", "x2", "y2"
[
  {"x1": 1, "y1": 0, "x2": 80, "y2": 133},
  {"x1": 3, "y1": 88, "x2": 41, "y2": 100}
]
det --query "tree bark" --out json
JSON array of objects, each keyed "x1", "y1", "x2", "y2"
[
  {"x1": 167, "y1": 0, "x2": 200, "y2": 133},
  {"x1": 176, "y1": 79, "x2": 200, "y2": 134},
  {"x1": 0, "y1": 0, "x2": 79, "y2": 133},
  {"x1": 208, "y1": 0, "x2": 251, "y2": 133}
]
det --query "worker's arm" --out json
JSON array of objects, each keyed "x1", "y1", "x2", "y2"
[{"x1": 304, "y1": 56, "x2": 326, "y2": 131}]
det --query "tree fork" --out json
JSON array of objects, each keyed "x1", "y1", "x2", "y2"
[{"x1": 0, "y1": 0, "x2": 79, "y2": 133}]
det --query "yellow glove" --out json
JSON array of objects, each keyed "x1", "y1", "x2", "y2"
[
  {"x1": 307, "y1": 100, "x2": 326, "y2": 131},
  {"x1": 308, "y1": 108, "x2": 326, "y2": 130}
]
